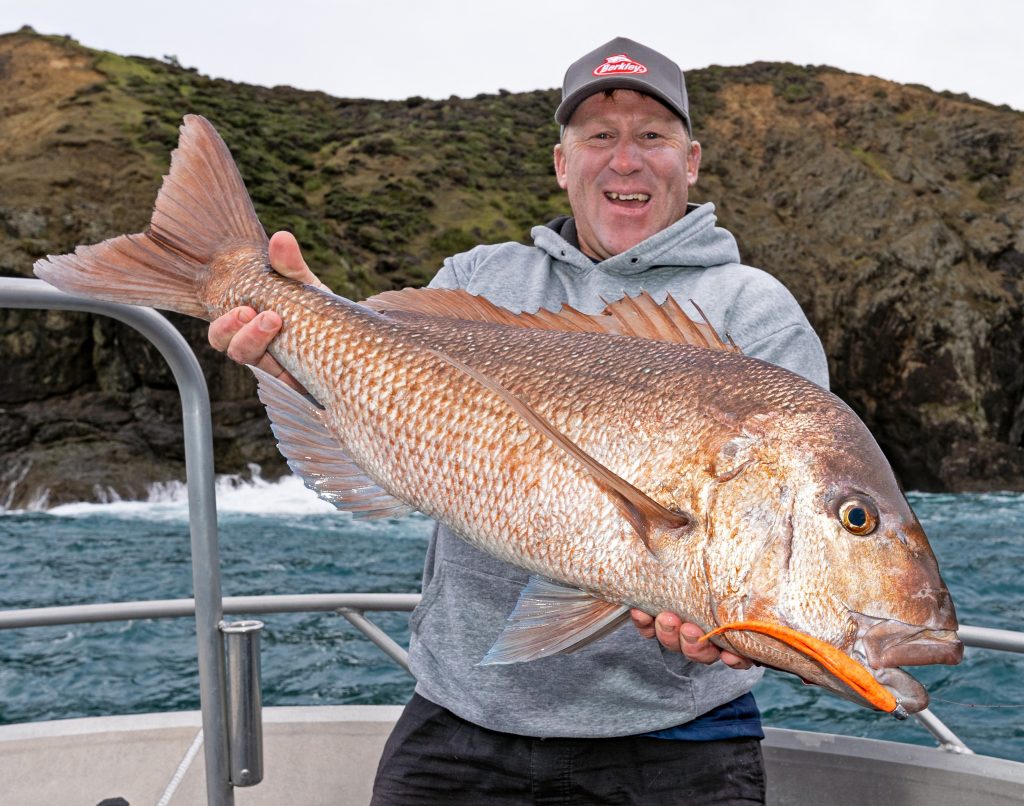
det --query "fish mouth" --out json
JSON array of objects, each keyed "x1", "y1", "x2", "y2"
[
  {"x1": 874, "y1": 666, "x2": 930, "y2": 713},
  {"x1": 850, "y1": 612, "x2": 964, "y2": 713},
  {"x1": 852, "y1": 613, "x2": 964, "y2": 669}
]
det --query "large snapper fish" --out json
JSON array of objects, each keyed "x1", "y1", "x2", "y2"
[{"x1": 35, "y1": 115, "x2": 962, "y2": 717}]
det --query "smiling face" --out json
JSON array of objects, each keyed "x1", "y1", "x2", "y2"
[{"x1": 554, "y1": 90, "x2": 701, "y2": 261}]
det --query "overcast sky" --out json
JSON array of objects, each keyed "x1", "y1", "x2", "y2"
[{"x1": 2, "y1": 1, "x2": 1022, "y2": 111}]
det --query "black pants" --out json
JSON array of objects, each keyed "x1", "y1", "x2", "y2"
[{"x1": 371, "y1": 694, "x2": 766, "y2": 805}]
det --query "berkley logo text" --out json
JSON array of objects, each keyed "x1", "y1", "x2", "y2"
[{"x1": 593, "y1": 53, "x2": 648, "y2": 76}]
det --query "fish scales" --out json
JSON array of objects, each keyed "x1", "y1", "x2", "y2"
[
  {"x1": 209, "y1": 255, "x2": 734, "y2": 617},
  {"x1": 34, "y1": 115, "x2": 964, "y2": 716},
  {"x1": 208, "y1": 256, "x2": 671, "y2": 606},
  {"x1": 262, "y1": 279, "x2": 856, "y2": 634}
]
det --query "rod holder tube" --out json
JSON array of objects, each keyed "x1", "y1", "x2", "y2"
[{"x1": 221, "y1": 619, "x2": 265, "y2": 786}]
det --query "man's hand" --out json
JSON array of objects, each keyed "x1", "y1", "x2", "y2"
[
  {"x1": 630, "y1": 609, "x2": 754, "y2": 670},
  {"x1": 207, "y1": 231, "x2": 327, "y2": 392}
]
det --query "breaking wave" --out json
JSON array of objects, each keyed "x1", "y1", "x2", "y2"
[{"x1": 11, "y1": 465, "x2": 336, "y2": 520}]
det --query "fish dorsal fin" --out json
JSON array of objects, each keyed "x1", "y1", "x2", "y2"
[
  {"x1": 428, "y1": 348, "x2": 693, "y2": 551},
  {"x1": 250, "y1": 367, "x2": 414, "y2": 520},
  {"x1": 362, "y1": 288, "x2": 610, "y2": 333},
  {"x1": 362, "y1": 288, "x2": 739, "y2": 352},
  {"x1": 600, "y1": 294, "x2": 739, "y2": 352},
  {"x1": 480, "y1": 576, "x2": 631, "y2": 664}
]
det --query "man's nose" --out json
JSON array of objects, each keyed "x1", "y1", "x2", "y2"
[{"x1": 609, "y1": 139, "x2": 643, "y2": 174}]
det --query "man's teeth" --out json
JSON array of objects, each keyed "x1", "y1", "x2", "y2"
[{"x1": 606, "y1": 192, "x2": 650, "y2": 201}]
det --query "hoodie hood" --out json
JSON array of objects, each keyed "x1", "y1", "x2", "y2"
[{"x1": 532, "y1": 202, "x2": 741, "y2": 276}]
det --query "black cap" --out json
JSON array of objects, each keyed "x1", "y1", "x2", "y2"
[{"x1": 555, "y1": 37, "x2": 691, "y2": 136}]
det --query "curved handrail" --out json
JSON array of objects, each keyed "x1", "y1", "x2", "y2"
[{"x1": 0, "y1": 277, "x2": 233, "y2": 806}]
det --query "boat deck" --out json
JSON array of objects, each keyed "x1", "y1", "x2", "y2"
[{"x1": 0, "y1": 706, "x2": 398, "y2": 805}]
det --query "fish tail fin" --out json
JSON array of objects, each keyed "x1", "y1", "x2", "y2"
[{"x1": 34, "y1": 115, "x2": 268, "y2": 320}]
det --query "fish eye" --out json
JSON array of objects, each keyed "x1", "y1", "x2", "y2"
[{"x1": 838, "y1": 498, "x2": 878, "y2": 535}]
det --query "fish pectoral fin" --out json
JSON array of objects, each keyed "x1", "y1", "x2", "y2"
[
  {"x1": 427, "y1": 348, "x2": 693, "y2": 555},
  {"x1": 360, "y1": 288, "x2": 739, "y2": 352},
  {"x1": 251, "y1": 366, "x2": 414, "y2": 520},
  {"x1": 479, "y1": 576, "x2": 631, "y2": 665}
]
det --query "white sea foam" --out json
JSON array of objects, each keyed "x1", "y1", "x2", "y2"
[{"x1": 30, "y1": 465, "x2": 337, "y2": 520}]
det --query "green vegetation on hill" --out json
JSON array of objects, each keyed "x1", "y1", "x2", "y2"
[{"x1": 80, "y1": 42, "x2": 568, "y2": 297}]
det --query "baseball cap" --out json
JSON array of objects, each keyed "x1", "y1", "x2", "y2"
[{"x1": 555, "y1": 37, "x2": 691, "y2": 136}]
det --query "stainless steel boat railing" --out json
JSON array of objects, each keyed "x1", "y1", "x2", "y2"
[
  {"x1": 4, "y1": 592, "x2": 1022, "y2": 757},
  {"x1": 2, "y1": 277, "x2": 1023, "y2": 800},
  {"x1": 2, "y1": 278, "x2": 233, "y2": 805}
]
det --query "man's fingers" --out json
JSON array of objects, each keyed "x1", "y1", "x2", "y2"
[
  {"x1": 679, "y1": 622, "x2": 721, "y2": 662},
  {"x1": 223, "y1": 310, "x2": 283, "y2": 366},
  {"x1": 250, "y1": 352, "x2": 307, "y2": 393},
  {"x1": 634, "y1": 612, "x2": 758, "y2": 669},
  {"x1": 719, "y1": 650, "x2": 755, "y2": 671},
  {"x1": 208, "y1": 307, "x2": 256, "y2": 352},
  {"x1": 639, "y1": 613, "x2": 716, "y2": 658},
  {"x1": 630, "y1": 609, "x2": 656, "y2": 639},
  {"x1": 680, "y1": 624, "x2": 756, "y2": 669},
  {"x1": 268, "y1": 231, "x2": 324, "y2": 287},
  {"x1": 654, "y1": 613, "x2": 684, "y2": 651}
]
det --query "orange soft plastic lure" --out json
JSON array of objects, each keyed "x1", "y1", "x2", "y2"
[{"x1": 701, "y1": 620, "x2": 909, "y2": 719}]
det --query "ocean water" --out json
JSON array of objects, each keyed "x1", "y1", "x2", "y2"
[{"x1": 0, "y1": 477, "x2": 1022, "y2": 762}]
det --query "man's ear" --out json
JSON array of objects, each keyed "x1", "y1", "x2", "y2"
[
  {"x1": 687, "y1": 140, "x2": 702, "y2": 187},
  {"x1": 553, "y1": 143, "x2": 569, "y2": 190}
]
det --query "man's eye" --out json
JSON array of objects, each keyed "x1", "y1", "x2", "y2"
[{"x1": 641, "y1": 132, "x2": 662, "y2": 140}]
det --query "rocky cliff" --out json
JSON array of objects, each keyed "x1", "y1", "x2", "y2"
[{"x1": 1, "y1": 27, "x2": 1022, "y2": 507}]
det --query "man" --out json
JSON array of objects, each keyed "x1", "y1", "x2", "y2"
[{"x1": 210, "y1": 37, "x2": 828, "y2": 805}]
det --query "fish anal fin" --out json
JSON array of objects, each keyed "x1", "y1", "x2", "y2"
[
  {"x1": 427, "y1": 348, "x2": 693, "y2": 554},
  {"x1": 480, "y1": 576, "x2": 631, "y2": 664},
  {"x1": 251, "y1": 366, "x2": 414, "y2": 519}
]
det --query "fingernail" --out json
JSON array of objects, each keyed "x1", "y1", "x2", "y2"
[
  {"x1": 237, "y1": 308, "x2": 255, "y2": 324},
  {"x1": 258, "y1": 313, "x2": 277, "y2": 332},
  {"x1": 680, "y1": 625, "x2": 703, "y2": 642}
]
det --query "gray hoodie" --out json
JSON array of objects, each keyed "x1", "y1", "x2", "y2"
[{"x1": 408, "y1": 202, "x2": 829, "y2": 738}]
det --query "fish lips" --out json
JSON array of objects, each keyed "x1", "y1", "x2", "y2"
[
  {"x1": 849, "y1": 612, "x2": 964, "y2": 713},
  {"x1": 852, "y1": 613, "x2": 964, "y2": 670},
  {"x1": 873, "y1": 667, "x2": 930, "y2": 713}
]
